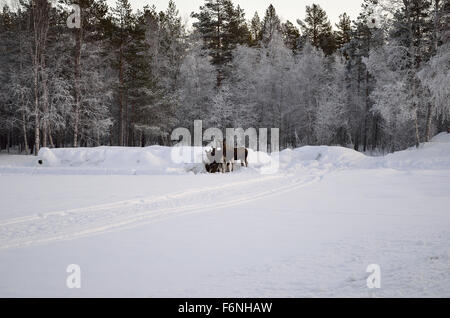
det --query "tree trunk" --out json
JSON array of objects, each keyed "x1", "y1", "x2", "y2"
[
  {"x1": 31, "y1": 0, "x2": 50, "y2": 155},
  {"x1": 118, "y1": 44, "x2": 124, "y2": 146},
  {"x1": 48, "y1": 126, "x2": 55, "y2": 148},
  {"x1": 363, "y1": 69, "x2": 370, "y2": 152},
  {"x1": 7, "y1": 129, "x2": 10, "y2": 154},
  {"x1": 125, "y1": 92, "x2": 128, "y2": 146},
  {"x1": 22, "y1": 108, "x2": 29, "y2": 154},
  {"x1": 424, "y1": 0, "x2": 441, "y2": 142},
  {"x1": 41, "y1": 54, "x2": 49, "y2": 148},
  {"x1": 73, "y1": 7, "x2": 83, "y2": 147},
  {"x1": 18, "y1": 12, "x2": 29, "y2": 155},
  {"x1": 433, "y1": 0, "x2": 440, "y2": 54},
  {"x1": 414, "y1": 108, "x2": 420, "y2": 148},
  {"x1": 33, "y1": 42, "x2": 40, "y2": 155},
  {"x1": 425, "y1": 103, "x2": 433, "y2": 141},
  {"x1": 405, "y1": 0, "x2": 421, "y2": 147}
]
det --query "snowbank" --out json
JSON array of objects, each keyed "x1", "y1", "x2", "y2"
[
  {"x1": 1, "y1": 133, "x2": 448, "y2": 175},
  {"x1": 37, "y1": 146, "x2": 200, "y2": 175},
  {"x1": 33, "y1": 145, "x2": 272, "y2": 175},
  {"x1": 278, "y1": 132, "x2": 450, "y2": 171},
  {"x1": 383, "y1": 133, "x2": 450, "y2": 170},
  {"x1": 35, "y1": 144, "x2": 371, "y2": 173},
  {"x1": 278, "y1": 145, "x2": 371, "y2": 172}
]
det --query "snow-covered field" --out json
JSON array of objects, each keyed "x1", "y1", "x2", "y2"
[{"x1": 0, "y1": 134, "x2": 449, "y2": 297}]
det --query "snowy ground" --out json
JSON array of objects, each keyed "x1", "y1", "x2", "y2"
[{"x1": 0, "y1": 134, "x2": 449, "y2": 297}]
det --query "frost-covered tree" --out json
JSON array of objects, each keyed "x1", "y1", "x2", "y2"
[
  {"x1": 177, "y1": 37, "x2": 216, "y2": 131},
  {"x1": 289, "y1": 43, "x2": 328, "y2": 145},
  {"x1": 315, "y1": 57, "x2": 350, "y2": 145},
  {"x1": 129, "y1": 3, "x2": 187, "y2": 146},
  {"x1": 366, "y1": 44, "x2": 417, "y2": 150},
  {"x1": 419, "y1": 41, "x2": 450, "y2": 138},
  {"x1": 108, "y1": 0, "x2": 136, "y2": 146}
]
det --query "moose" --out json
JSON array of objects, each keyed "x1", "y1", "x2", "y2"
[{"x1": 205, "y1": 140, "x2": 249, "y2": 173}]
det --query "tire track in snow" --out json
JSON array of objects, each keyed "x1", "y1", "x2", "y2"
[{"x1": 0, "y1": 171, "x2": 327, "y2": 250}]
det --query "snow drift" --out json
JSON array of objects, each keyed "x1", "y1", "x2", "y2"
[
  {"x1": 383, "y1": 133, "x2": 450, "y2": 170},
  {"x1": 1, "y1": 132, "x2": 448, "y2": 175}
]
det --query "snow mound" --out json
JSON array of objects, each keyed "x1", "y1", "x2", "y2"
[
  {"x1": 38, "y1": 147, "x2": 61, "y2": 166},
  {"x1": 279, "y1": 133, "x2": 450, "y2": 171},
  {"x1": 3, "y1": 132, "x2": 445, "y2": 175},
  {"x1": 35, "y1": 146, "x2": 272, "y2": 175},
  {"x1": 383, "y1": 133, "x2": 450, "y2": 170},
  {"x1": 36, "y1": 146, "x2": 196, "y2": 174},
  {"x1": 430, "y1": 132, "x2": 450, "y2": 143},
  {"x1": 279, "y1": 146, "x2": 369, "y2": 171}
]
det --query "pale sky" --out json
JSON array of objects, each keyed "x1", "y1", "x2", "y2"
[
  {"x1": 110, "y1": 0, "x2": 364, "y2": 27},
  {"x1": 0, "y1": 0, "x2": 364, "y2": 27}
]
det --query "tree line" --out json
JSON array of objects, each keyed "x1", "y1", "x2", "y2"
[{"x1": 0, "y1": 0, "x2": 448, "y2": 154}]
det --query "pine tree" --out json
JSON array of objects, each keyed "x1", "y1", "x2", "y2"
[
  {"x1": 335, "y1": 13, "x2": 352, "y2": 57},
  {"x1": 282, "y1": 20, "x2": 300, "y2": 53},
  {"x1": 192, "y1": 0, "x2": 249, "y2": 86},
  {"x1": 261, "y1": 4, "x2": 281, "y2": 46},
  {"x1": 249, "y1": 11, "x2": 262, "y2": 46},
  {"x1": 298, "y1": 4, "x2": 336, "y2": 55},
  {"x1": 109, "y1": 0, "x2": 136, "y2": 146},
  {"x1": 128, "y1": 3, "x2": 185, "y2": 146},
  {"x1": 227, "y1": 4, "x2": 251, "y2": 47},
  {"x1": 342, "y1": 0, "x2": 386, "y2": 151},
  {"x1": 390, "y1": 0, "x2": 432, "y2": 146},
  {"x1": 60, "y1": 0, "x2": 109, "y2": 147},
  {"x1": 0, "y1": 4, "x2": 20, "y2": 153}
]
